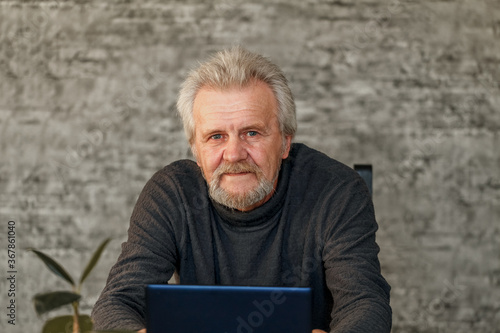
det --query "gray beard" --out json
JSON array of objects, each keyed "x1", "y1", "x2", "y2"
[{"x1": 207, "y1": 161, "x2": 280, "y2": 211}]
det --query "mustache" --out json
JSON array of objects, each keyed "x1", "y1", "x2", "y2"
[{"x1": 213, "y1": 161, "x2": 262, "y2": 178}]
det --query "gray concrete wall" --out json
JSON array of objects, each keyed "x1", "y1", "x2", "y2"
[{"x1": 0, "y1": 0, "x2": 499, "y2": 332}]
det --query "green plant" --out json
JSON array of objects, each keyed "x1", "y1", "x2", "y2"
[{"x1": 29, "y1": 238, "x2": 111, "y2": 333}]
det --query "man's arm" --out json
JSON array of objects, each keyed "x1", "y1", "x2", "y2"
[
  {"x1": 138, "y1": 329, "x2": 326, "y2": 332},
  {"x1": 323, "y1": 177, "x2": 392, "y2": 332},
  {"x1": 92, "y1": 173, "x2": 181, "y2": 330}
]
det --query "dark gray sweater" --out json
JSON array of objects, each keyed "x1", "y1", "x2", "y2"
[{"x1": 91, "y1": 143, "x2": 391, "y2": 332}]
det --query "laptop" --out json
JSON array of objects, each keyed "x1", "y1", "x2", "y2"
[{"x1": 146, "y1": 284, "x2": 312, "y2": 333}]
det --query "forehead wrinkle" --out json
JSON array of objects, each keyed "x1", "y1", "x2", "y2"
[
  {"x1": 199, "y1": 113, "x2": 269, "y2": 136},
  {"x1": 192, "y1": 81, "x2": 280, "y2": 139},
  {"x1": 201, "y1": 102, "x2": 270, "y2": 117},
  {"x1": 194, "y1": 82, "x2": 277, "y2": 113}
]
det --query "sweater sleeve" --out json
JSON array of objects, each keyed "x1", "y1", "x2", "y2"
[
  {"x1": 91, "y1": 170, "x2": 182, "y2": 331},
  {"x1": 322, "y1": 176, "x2": 392, "y2": 333}
]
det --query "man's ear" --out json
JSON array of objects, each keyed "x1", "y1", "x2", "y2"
[
  {"x1": 190, "y1": 144, "x2": 200, "y2": 165},
  {"x1": 281, "y1": 135, "x2": 292, "y2": 159}
]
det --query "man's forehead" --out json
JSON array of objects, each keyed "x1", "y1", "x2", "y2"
[
  {"x1": 193, "y1": 81, "x2": 278, "y2": 116},
  {"x1": 195, "y1": 80, "x2": 275, "y2": 101}
]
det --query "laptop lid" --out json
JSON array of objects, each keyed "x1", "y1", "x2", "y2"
[{"x1": 146, "y1": 284, "x2": 312, "y2": 333}]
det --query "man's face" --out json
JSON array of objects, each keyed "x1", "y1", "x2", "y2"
[{"x1": 192, "y1": 80, "x2": 292, "y2": 211}]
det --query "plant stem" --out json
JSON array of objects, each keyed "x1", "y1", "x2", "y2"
[{"x1": 72, "y1": 301, "x2": 80, "y2": 333}]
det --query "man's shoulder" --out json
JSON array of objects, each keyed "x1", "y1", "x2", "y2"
[
  {"x1": 148, "y1": 159, "x2": 204, "y2": 190},
  {"x1": 161, "y1": 159, "x2": 199, "y2": 174},
  {"x1": 288, "y1": 143, "x2": 356, "y2": 180}
]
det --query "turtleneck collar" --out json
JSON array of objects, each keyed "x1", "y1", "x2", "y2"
[{"x1": 210, "y1": 157, "x2": 291, "y2": 228}]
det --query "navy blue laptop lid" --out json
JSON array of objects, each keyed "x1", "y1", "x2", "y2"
[{"x1": 146, "y1": 284, "x2": 311, "y2": 333}]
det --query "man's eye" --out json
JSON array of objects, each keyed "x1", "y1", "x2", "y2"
[
  {"x1": 247, "y1": 131, "x2": 258, "y2": 137},
  {"x1": 210, "y1": 134, "x2": 223, "y2": 140}
]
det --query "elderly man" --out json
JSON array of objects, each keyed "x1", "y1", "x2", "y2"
[{"x1": 92, "y1": 46, "x2": 392, "y2": 332}]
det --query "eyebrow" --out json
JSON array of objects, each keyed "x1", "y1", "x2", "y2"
[{"x1": 199, "y1": 123, "x2": 269, "y2": 138}]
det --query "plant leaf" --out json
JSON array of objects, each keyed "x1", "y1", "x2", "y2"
[
  {"x1": 41, "y1": 314, "x2": 93, "y2": 333},
  {"x1": 28, "y1": 248, "x2": 75, "y2": 286},
  {"x1": 79, "y1": 238, "x2": 112, "y2": 286},
  {"x1": 33, "y1": 291, "x2": 81, "y2": 316}
]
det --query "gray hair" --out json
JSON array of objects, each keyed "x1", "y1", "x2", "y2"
[{"x1": 177, "y1": 46, "x2": 297, "y2": 145}]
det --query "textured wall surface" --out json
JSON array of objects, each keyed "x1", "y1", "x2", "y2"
[{"x1": 0, "y1": 0, "x2": 499, "y2": 332}]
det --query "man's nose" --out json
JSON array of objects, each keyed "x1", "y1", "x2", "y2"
[{"x1": 223, "y1": 136, "x2": 248, "y2": 163}]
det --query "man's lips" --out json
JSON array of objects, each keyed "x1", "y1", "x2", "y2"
[{"x1": 223, "y1": 172, "x2": 252, "y2": 176}]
